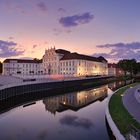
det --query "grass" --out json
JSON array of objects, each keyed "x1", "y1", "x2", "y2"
[{"x1": 109, "y1": 83, "x2": 140, "y2": 135}]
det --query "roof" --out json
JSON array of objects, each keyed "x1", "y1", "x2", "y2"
[
  {"x1": 98, "y1": 56, "x2": 108, "y2": 62},
  {"x1": 55, "y1": 49, "x2": 70, "y2": 54},
  {"x1": 60, "y1": 53, "x2": 107, "y2": 63},
  {"x1": 3, "y1": 59, "x2": 42, "y2": 63},
  {"x1": 108, "y1": 63, "x2": 117, "y2": 68}
]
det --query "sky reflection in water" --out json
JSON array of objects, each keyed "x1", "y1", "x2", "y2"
[{"x1": 0, "y1": 81, "x2": 130, "y2": 140}]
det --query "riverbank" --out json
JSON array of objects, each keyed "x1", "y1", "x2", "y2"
[
  {"x1": 107, "y1": 83, "x2": 140, "y2": 139},
  {"x1": 0, "y1": 75, "x2": 132, "y2": 101},
  {"x1": 0, "y1": 75, "x2": 132, "y2": 114}
]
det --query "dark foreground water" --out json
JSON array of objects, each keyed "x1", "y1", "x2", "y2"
[{"x1": 0, "y1": 80, "x2": 133, "y2": 140}]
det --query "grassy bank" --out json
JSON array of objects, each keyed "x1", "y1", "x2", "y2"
[{"x1": 109, "y1": 83, "x2": 140, "y2": 136}]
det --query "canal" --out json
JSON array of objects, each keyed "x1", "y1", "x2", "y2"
[{"x1": 0, "y1": 80, "x2": 133, "y2": 140}]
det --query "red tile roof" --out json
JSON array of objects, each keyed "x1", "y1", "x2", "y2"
[
  {"x1": 3, "y1": 59, "x2": 42, "y2": 63},
  {"x1": 108, "y1": 63, "x2": 117, "y2": 68},
  {"x1": 55, "y1": 49, "x2": 70, "y2": 54},
  {"x1": 60, "y1": 53, "x2": 107, "y2": 63}
]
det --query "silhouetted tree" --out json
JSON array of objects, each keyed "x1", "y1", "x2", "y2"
[
  {"x1": 135, "y1": 62, "x2": 140, "y2": 75},
  {"x1": 0, "y1": 62, "x2": 2, "y2": 74},
  {"x1": 117, "y1": 59, "x2": 137, "y2": 76}
]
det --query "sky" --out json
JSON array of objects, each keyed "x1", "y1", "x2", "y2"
[{"x1": 0, "y1": 0, "x2": 140, "y2": 62}]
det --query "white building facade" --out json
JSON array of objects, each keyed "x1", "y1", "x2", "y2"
[
  {"x1": 3, "y1": 59, "x2": 43, "y2": 75},
  {"x1": 42, "y1": 48, "x2": 70, "y2": 75},
  {"x1": 42, "y1": 48, "x2": 108, "y2": 76},
  {"x1": 3, "y1": 48, "x2": 108, "y2": 77}
]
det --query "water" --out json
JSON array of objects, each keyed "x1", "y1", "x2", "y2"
[{"x1": 0, "y1": 80, "x2": 133, "y2": 140}]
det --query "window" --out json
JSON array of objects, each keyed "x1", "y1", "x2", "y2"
[
  {"x1": 79, "y1": 61, "x2": 81, "y2": 66},
  {"x1": 17, "y1": 71, "x2": 21, "y2": 74},
  {"x1": 73, "y1": 61, "x2": 74, "y2": 66}
]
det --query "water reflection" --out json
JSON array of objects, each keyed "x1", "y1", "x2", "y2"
[
  {"x1": 59, "y1": 115, "x2": 94, "y2": 129},
  {"x1": 43, "y1": 85, "x2": 108, "y2": 114},
  {"x1": 108, "y1": 81, "x2": 125, "y2": 91},
  {"x1": 0, "y1": 80, "x2": 134, "y2": 140},
  {"x1": 108, "y1": 79, "x2": 133, "y2": 91}
]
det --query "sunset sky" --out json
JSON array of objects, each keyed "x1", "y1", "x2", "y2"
[{"x1": 0, "y1": 0, "x2": 140, "y2": 62}]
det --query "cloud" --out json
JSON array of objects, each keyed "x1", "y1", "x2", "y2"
[
  {"x1": 37, "y1": 1, "x2": 47, "y2": 12},
  {"x1": 59, "y1": 12, "x2": 94, "y2": 28},
  {"x1": 53, "y1": 28, "x2": 71, "y2": 35},
  {"x1": 0, "y1": 40, "x2": 24, "y2": 58},
  {"x1": 93, "y1": 42, "x2": 140, "y2": 62},
  {"x1": 59, "y1": 115, "x2": 94, "y2": 129},
  {"x1": 3, "y1": 1, "x2": 26, "y2": 14},
  {"x1": 33, "y1": 44, "x2": 38, "y2": 49},
  {"x1": 97, "y1": 42, "x2": 140, "y2": 49},
  {"x1": 58, "y1": 8, "x2": 66, "y2": 13},
  {"x1": 8, "y1": 36, "x2": 14, "y2": 40}
]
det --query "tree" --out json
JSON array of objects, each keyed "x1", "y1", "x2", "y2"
[
  {"x1": 138, "y1": 63, "x2": 140, "y2": 72},
  {"x1": 117, "y1": 59, "x2": 137, "y2": 76},
  {"x1": 0, "y1": 62, "x2": 2, "y2": 74},
  {"x1": 117, "y1": 59, "x2": 129, "y2": 75},
  {"x1": 135, "y1": 62, "x2": 140, "y2": 75}
]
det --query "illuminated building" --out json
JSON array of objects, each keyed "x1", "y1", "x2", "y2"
[
  {"x1": 43, "y1": 47, "x2": 108, "y2": 76},
  {"x1": 3, "y1": 47, "x2": 108, "y2": 76},
  {"x1": 3, "y1": 59, "x2": 43, "y2": 75},
  {"x1": 108, "y1": 63, "x2": 124, "y2": 76}
]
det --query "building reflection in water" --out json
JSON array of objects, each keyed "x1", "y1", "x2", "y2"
[
  {"x1": 43, "y1": 85, "x2": 108, "y2": 114},
  {"x1": 108, "y1": 81, "x2": 125, "y2": 91},
  {"x1": 108, "y1": 80, "x2": 133, "y2": 91}
]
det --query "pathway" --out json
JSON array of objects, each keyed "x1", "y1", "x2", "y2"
[{"x1": 122, "y1": 85, "x2": 140, "y2": 124}]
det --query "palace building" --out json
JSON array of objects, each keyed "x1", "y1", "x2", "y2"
[
  {"x1": 42, "y1": 47, "x2": 108, "y2": 76},
  {"x1": 3, "y1": 47, "x2": 108, "y2": 76}
]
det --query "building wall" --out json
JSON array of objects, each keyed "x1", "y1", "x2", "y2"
[
  {"x1": 108, "y1": 66, "x2": 125, "y2": 76},
  {"x1": 3, "y1": 60, "x2": 43, "y2": 75},
  {"x1": 60, "y1": 60, "x2": 77, "y2": 76},
  {"x1": 42, "y1": 48, "x2": 108, "y2": 76},
  {"x1": 60, "y1": 59, "x2": 108, "y2": 76},
  {"x1": 43, "y1": 48, "x2": 63, "y2": 75},
  {"x1": 3, "y1": 48, "x2": 108, "y2": 76},
  {"x1": 108, "y1": 67, "x2": 116, "y2": 76}
]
